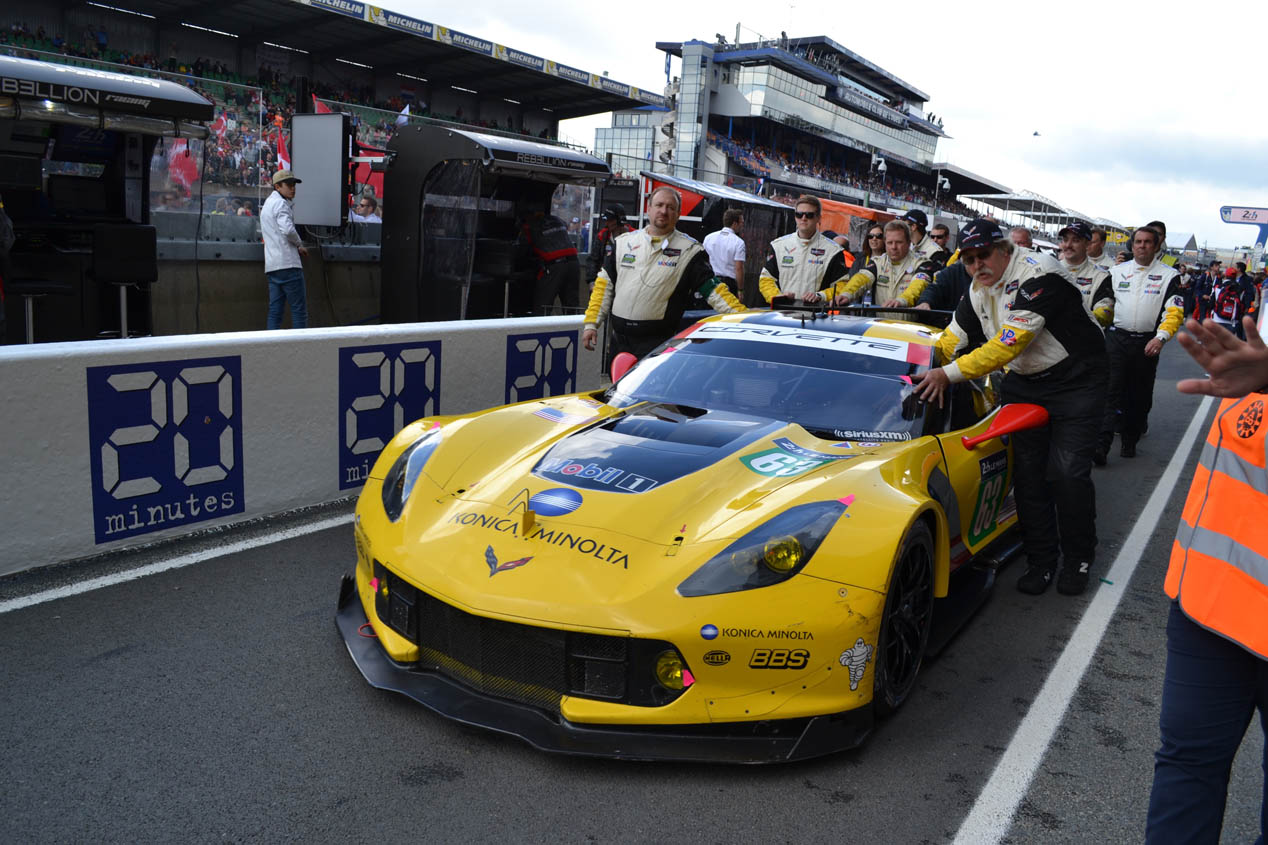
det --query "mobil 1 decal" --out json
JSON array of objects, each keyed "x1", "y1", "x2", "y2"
[
  {"x1": 967, "y1": 450, "x2": 1009, "y2": 545},
  {"x1": 339, "y1": 341, "x2": 441, "y2": 489},
  {"x1": 505, "y1": 330, "x2": 577, "y2": 404},
  {"x1": 87, "y1": 356, "x2": 244, "y2": 544}
]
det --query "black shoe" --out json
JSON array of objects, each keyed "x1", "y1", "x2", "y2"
[
  {"x1": 1093, "y1": 448, "x2": 1108, "y2": 466},
  {"x1": 1017, "y1": 563, "x2": 1055, "y2": 595},
  {"x1": 1058, "y1": 561, "x2": 1091, "y2": 595},
  {"x1": 1121, "y1": 442, "x2": 1137, "y2": 458},
  {"x1": 1140, "y1": 422, "x2": 1149, "y2": 437}
]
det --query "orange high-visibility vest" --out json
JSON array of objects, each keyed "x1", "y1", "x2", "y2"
[{"x1": 1166, "y1": 395, "x2": 1268, "y2": 659}]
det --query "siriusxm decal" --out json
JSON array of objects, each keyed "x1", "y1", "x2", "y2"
[
  {"x1": 506, "y1": 330, "x2": 577, "y2": 404},
  {"x1": 529, "y1": 488, "x2": 583, "y2": 516},
  {"x1": 338, "y1": 341, "x2": 441, "y2": 489},
  {"x1": 87, "y1": 357, "x2": 244, "y2": 544}
]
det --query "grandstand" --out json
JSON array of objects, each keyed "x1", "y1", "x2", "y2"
[{"x1": 596, "y1": 33, "x2": 1004, "y2": 223}]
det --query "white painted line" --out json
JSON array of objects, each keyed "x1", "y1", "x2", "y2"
[
  {"x1": 953, "y1": 395, "x2": 1215, "y2": 844},
  {"x1": 0, "y1": 513, "x2": 353, "y2": 615}
]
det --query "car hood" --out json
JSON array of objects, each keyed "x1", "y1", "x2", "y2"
[{"x1": 377, "y1": 396, "x2": 899, "y2": 628}]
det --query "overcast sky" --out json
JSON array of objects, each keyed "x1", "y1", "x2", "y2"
[{"x1": 389, "y1": 0, "x2": 1266, "y2": 248}]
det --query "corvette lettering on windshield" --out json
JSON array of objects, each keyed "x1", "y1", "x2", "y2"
[
  {"x1": 449, "y1": 510, "x2": 630, "y2": 568},
  {"x1": 694, "y1": 324, "x2": 919, "y2": 363}
]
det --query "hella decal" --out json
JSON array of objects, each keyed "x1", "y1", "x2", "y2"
[{"x1": 702, "y1": 650, "x2": 731, "y2": 666}]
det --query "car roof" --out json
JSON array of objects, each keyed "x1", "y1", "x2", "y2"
[{"x1": 700, "y1": 311, "x2": 941, "y2": 348}]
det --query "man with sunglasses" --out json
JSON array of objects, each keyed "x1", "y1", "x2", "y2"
[
  {"x1": 349, "y1": 195, "x2": 380, "y2": 223},
  {"x1": 757, "y1": 195, "x2": 850, "y2": 304},
  {"x1": 912, "y1": 219, "x2": 1108, "y2": 596}
]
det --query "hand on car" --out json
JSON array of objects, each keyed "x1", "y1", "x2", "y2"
[{"x1": 911, "y1": 367, "x2": 950, "y2": 407}]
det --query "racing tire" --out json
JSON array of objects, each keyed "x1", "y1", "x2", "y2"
[{"x1": 872, "y1": 520, "x2": 934, "y2": 718}]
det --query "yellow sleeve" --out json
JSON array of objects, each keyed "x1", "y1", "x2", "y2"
[
  {"x1": 935, "y1": 325, "x2": 964, "y2": 365},
  {"x1": 1092, "y1": 299, "x2": 1114, "y2": 328},
  {"x1": 831, "y1": 268, "x2": 874, "y2": 301},
  {"x1": 946, "y1": 249, "x2": 960, "y2": 266},
  {"x1": 1157, "y1": 303, "x2": 1184, "y2": 339},
  {"x1": 895, "y1": 273, "x2": 931, "y2": 307},
  {"x1": 944, "y1": 329, "x2": 1036, "y2": 383},
  {"x1": 704, "y1": 280, "x2": 747, "y2": 314},
  {"x1": 758, "y1": 272, "x2": 781, "y2": 304},
  {"x1": 584, "y1": 270, "x2": 612, "y2": 328}
]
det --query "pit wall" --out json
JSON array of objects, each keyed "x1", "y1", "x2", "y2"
[{"x1": 0, "y1": 316, "x2": 600, "y2": 577}]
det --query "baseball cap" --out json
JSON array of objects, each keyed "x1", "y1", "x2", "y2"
[
  {"x1": 1058, "y1": 221, "x2": 1093, "y2": 240},
  {"x1": 272, "y1": 169, "x2": 301, "y2": 186},
  {"x1": 603, "y1": 204, "x2": 627, "y2": 221},
  {"x1": 902, "y1": 209, "x2": 928, "y2": 228},
  {"x1": 958, "y1": 218, "x2": 1005, "y2": 251}
]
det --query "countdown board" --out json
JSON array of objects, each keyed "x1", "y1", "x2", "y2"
[{"x1": 0, "y1": 317, "x2": 598, "y2": 577}]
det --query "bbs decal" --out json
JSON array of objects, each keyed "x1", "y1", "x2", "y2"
[{"x1": 749, "y1": 648, "x2": 810, "y2": 669}]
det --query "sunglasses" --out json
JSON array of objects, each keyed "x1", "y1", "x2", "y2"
[
  {"x1": 794, "y1": 211, "x2": 818, "y2": 219},
  {"x1": 932, "y1": 234, "x2": 948, "y2": 240},
  {"x1": 868, "y1": 233, "x2": 884, "y2": 239},
  {"x1": 960, "y1": 248, "x2": 995, "y2": 266}
]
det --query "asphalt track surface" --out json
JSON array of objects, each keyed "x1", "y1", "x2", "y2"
[{"x1": 2, "y1": 345, "x2": 1263, "y2": 844}]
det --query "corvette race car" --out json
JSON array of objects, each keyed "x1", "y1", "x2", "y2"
[{"x1": 336, "y1": 309, "x2": 1047, "y2": 763}]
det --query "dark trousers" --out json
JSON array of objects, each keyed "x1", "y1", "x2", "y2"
[
  {"x1": 1101, "y1": 328, "x2": 1159, "y2": 449},
  {"x1": 533, "y1": 259, "x2": 581, "y2": 315},
  {"x1": 610, "y1": 328, "x2": 667, "y2": 360},
  {"x1": 1001, "y1": 357, "x2": 1107, "y2": 569},
  {"x1": 1146, "y1": 602, "x2": 1268, "y2": 844}
]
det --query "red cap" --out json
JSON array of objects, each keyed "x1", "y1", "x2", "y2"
[{"x1": 1225, "y1": 267, "x2": 1239, "y2": 278}]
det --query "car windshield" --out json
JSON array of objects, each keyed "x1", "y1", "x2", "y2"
[{"x1": 606, "y1": 331, "x2": 927, "y2": 440}]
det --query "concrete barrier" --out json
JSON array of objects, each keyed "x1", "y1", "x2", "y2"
[{"x1": 0, "y1": 316, "x2": 601, "y2": 577}]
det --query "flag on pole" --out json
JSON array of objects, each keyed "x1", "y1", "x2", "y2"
[
  {"x1": 277, "y1": 133, "x2": 290, "y2": 171},
  {"x1": 394, "y1": 104, "x2": 410, "y2": 127},
  {"x1": 312, "y1": 94, "x2": 332, "y2": 114}
]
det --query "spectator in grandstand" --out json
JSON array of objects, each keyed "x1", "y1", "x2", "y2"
[
  {"x1": 582, "y1": 186, "x2": 746, "y2": 357},
  {"x1": 349, "y1": 196, "x2": 380, "y2": 223},
  {"x1": 757, "y1": 195, "x2": 851, "y2": 305},
  {"x1": 1095, "y1": 226, "x2": 1184, "y2": 464},
  {"x1": 261, "y1": 169, "x2": 309, "y2": 330},
  {"x1": 1088, "y1": 227, "x2": 1113, "y2": 273},
  {"x1": 703, "y1": 208, "x2": 746, "y2": 297},
  {"x1": 1010, "y1": 227, "x2": 1034, "y2": 249},
  {"x1": 831, "y1": 221, "x2": 941, "y2": 308},
  {"x1": 911, "y1": 218, "x2": 1108, "y2": 596},
  {"x1": 586, "y1": 205, "x2": 634, "y2": 288},
  {"x1": 211, "y1": 197, "x2": 230, "y2": 215},
  {"x1": 903, "y1": 210, "x2": 948, "y2": 266},
  {"x1": 237, "y1": 199, "x2": 254, "y2": 217}
]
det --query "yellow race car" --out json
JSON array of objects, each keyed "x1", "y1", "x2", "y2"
[{"x1": 335, "y1": 310, "x2": 1047, "y2": 763}]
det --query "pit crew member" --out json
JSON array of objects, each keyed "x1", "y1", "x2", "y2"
[
  {"x1": 757, "y1": 195, "x2": 851, "y2": 304},
  {"x1": 1094, "y1": 225, "x2": 1184, "y2": 464},
  {"x1": 904, "y1": 209, "x2": 950, "y2": 266},
  {"x1": 828, "y1": 220, "x2": 941, "y2": 308},
  {"x1": 1057, "y1": 221, "x2": 1113, "y2": 326},
  {"x1": 911, "y1": 218, "x2": 1108, "y2": 596},
  {"x1": 583, "y1": 186, "x2": 745, "y2": 358}
]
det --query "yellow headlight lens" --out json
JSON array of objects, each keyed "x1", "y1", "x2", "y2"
[
  {"x1": 655, "y1": 650, "x2": 685, "y2": 690},
  {"x1": 763, "y1": 536, "x2": 803, "y2": 574}
]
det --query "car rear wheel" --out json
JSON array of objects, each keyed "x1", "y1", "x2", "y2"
[{"x1": 873, "y1": 520, "x2": 934, "y2": 718}]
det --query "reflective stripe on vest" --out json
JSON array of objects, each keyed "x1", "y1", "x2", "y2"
[{"x1": 1165, "y1": 396, "x2": 1268, "y2": 659}]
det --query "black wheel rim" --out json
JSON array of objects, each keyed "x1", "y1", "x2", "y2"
[{"x1": 881, "y1": 540, "x2": 933, "y2": 699}]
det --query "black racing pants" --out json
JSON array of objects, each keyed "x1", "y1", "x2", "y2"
[
  {"x1": 1100, "y1": 328, "x2": 1159, "y2": 449},
  {"x1": 533, "y1": 259, "x2": 581, "y2": 316},
  {"x1": 1002, "y1": 355, "x2": 1108, "y2": 570}
]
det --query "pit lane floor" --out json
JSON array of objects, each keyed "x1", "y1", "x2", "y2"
[{"x1": 0, "y1": 346, "x2": 1261, "y2": 843}]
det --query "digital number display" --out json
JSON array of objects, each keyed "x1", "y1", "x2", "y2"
[
  {"x1": 338, "y1": 341, "x2": 441, "y2": 489},
  {"x1": 87, "y1": 357, "x2": 244, "y2": 543},
  {"x1": 504, "y1": 330, "x2": 577, "y2": 405}
]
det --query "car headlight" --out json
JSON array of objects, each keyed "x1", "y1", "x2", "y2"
[
  {"x1": 380, "y1": 429, "x2": 441, "y2": 522},
  {"x1": 677, "y1": 500, "x2": 847, "y2": 597}
]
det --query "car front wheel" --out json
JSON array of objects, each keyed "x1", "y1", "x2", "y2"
[{"x1": 873, "y1": 520, "x2": 934, "y2": 717}]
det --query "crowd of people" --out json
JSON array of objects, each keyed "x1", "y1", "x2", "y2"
[{"x1": 705, "y1": 131, "x2": 976, "y2": 217}]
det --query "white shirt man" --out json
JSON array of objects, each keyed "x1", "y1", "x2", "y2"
[{"x1": 702, "y1": 209, "x2": 746, "y2": 293}]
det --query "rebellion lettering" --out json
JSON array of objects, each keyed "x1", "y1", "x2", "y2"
[
  {"x1": 1, "y1": 77, "x2": 100, "y2": 105},
  {"x1": 449, "y1": 510, "x2": 629, "y2": 568}
]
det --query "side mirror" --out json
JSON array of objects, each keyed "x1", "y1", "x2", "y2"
[
  {"x1": 610, "y1": 352, "x2": 638, "y2": 383},
  {"x1": 961, "y1": 403, "x2": 1048, "y2": 450}
]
